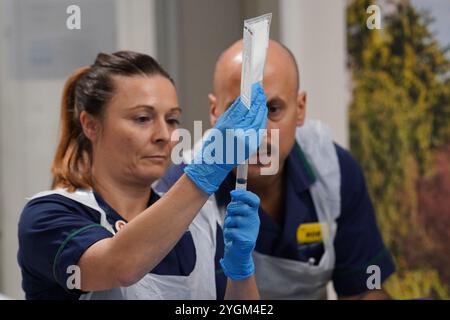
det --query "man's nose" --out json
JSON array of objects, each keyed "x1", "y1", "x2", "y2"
[{"x1": 266, "y1": 121, "x2": 275, "y2": 138}]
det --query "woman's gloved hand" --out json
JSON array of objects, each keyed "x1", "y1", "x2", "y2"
[
  {"x1": 184, "y1": 83, "x2": 267, "y2": 195},
  {"x1": 220, "y1": 189, "x2": 260, "y2": 280}
]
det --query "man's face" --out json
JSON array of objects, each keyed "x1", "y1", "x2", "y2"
[{"x1": 209, "y1": 51, "x2": 306, "y2": 179}]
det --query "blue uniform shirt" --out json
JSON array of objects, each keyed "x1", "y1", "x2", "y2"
[
  {"x1": 214, "y1": 143, "x2": 395, "y2": 298},
  {"x1": 160, "y1": 142, "x2": 395, "y2": 299},
  {"x1": 18, "y1": 190, "x2": 197, "y2": 300}
]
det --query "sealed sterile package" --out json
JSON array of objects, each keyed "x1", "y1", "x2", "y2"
[
  {"x1": 240, "y1": 13, "x2": 272, "y2": 108},
  {"x1": 235, "y1": 13, "x2": 272, "y2": 190}
]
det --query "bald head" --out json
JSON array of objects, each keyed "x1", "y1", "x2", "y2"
[{"x1": 212, "y1": 39, "x2": 300, "y2": 95}]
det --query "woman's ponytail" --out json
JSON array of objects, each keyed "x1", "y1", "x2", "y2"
[{"x1": 51, "y1": 67, "x2": 92, "y2": 191}]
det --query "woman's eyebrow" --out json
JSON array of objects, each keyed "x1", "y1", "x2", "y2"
[
  {"x1": 130, "y1": 104, "x2": 155, "y2": 111},
  {"x1": 169, "y1": 107, "x2": 182, "y2": 113},
  {"x1": 129, "y1": 105, "x2": 182, "y2": 113}
]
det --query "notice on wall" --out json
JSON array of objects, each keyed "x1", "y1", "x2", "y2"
[{"x1": 4, "y1": 0, "x2": 117, "y2": 80}]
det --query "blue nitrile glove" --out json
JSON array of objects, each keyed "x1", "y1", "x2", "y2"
[
  {"x1": 184, "y1": 83, "x2": 267, "y2": 195},
  {"x1": 220, "y1": 189, "x2": 260, "y2": 280}
]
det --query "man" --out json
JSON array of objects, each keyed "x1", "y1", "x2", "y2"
[{"x1": 160, "y1": 39, "x2": 395, "y2": 299}]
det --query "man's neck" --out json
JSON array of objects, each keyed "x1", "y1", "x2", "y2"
[
  {"x1": 247, "y1": 166, "x2": 286, "y2": 225},
  {"x1": 91, "y1": 165, "x2": 152, "y2": 222}
]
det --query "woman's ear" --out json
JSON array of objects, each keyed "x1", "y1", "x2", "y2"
[
  {"x1": 296, "y1": 91, "x2": 307, "y2": 126},
  {"x1": 79, "y1": 111, "x2": 100, "y2": 142},
  {"x1": 208, "y1": 93, "x2": 218, "y2": 126}
]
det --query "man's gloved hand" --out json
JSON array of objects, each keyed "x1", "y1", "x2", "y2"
[
  {"x1": 184, "y1": 83, "x2": 267, "y2": 195},
  {"x1": 220, "y1": 189, "x2": 260, "y2": 280}
]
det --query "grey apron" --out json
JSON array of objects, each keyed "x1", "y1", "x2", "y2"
[
  {"x1": 254, "y1": 120, "x2": 341, "y2": 299},
  {"x1": 209, "y1": 120, "x2": 341, "y2": 299}
]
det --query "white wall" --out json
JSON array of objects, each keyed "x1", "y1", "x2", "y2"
[
  {"x1": 0, "y1": 0, "x2": 157, "y2": 299},
  {"x1": 280, "y1": 0, "x2": 349, "y2": 147},
  {"x1": 116, "y1": 0, "x2": 157, "y2": 55},
  {"x1": 155, "y1": 0, "x2": 244, "y2": 135}
]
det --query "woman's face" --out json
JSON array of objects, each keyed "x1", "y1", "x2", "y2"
[{"x1": 93, "y1": 75, "x2": 180, "y2": 186}]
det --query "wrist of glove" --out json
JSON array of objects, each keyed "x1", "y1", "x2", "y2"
[
  {"x1": 219, "y1": 189, "x2": 260, "y2": 280},
  {"x1": 220, "y1": 249, "x2": 255, "y2": 281},
  {"x1": 184, "y1": 83, "x2": 267, "y2": 195}
]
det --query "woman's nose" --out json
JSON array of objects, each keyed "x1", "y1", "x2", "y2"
[{"x1": 151, "y1": 117, "x2": 171, "y2": 144}]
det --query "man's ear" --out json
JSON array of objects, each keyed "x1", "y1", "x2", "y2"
[
  {"x1": 296, "y1": 91, "x2": 307, "y2": 126},
  {"x1": 208, "y1": 93, "x2": 219, "y2": 126},
  {"x1": 79, "y1": 111, "x2": 100, "y2": 143}
]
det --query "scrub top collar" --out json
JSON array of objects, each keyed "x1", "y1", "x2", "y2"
[
  {"x1": 216, "y1": 142, "x2": 316, "y2": 207},
  {"x1": 93, "y1": 188, "x2": 160, "y2": 224}
]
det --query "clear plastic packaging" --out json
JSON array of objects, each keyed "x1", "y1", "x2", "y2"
[
  {"x1": 236, "y1": 13, "x2": 272, "y2": 190},
  {"x1": 240, "y1": 13, "x2": 272, "y2": 108}
]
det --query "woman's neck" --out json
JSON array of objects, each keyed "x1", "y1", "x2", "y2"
[{"x1": 91, "y1": 167, "x2": 152, "y2": 222}]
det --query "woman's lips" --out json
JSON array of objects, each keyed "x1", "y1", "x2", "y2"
[{"x1": 144, "y1": 155, "x2": 168, "y2": 161}]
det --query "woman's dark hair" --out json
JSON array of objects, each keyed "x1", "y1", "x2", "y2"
[{"x1": 51, "y1": 51, "x2": 173, "y2": 191}]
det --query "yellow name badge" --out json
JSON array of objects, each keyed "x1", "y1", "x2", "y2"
[{"x1": 296, "y1": 222, "x2": 327, "y2": 244}]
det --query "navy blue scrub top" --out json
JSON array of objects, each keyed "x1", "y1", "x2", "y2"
[{"x1": 18, "y1": 189, "x2": 197, "y2": 300}]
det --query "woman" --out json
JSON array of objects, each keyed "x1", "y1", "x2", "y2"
[{"x1": 17, "y1": 51, "x2": 267, "y2": 299}]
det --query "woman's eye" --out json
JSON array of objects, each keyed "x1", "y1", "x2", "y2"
[
  {"x1": 167, "y1": 118, "x2": 180, "y2": 126},
  {"x1": 135, "y1": 116, "x2": 150, "y2": 123}
]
